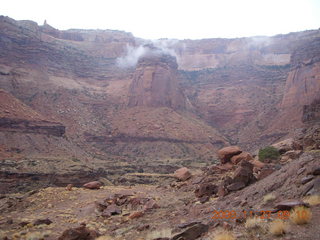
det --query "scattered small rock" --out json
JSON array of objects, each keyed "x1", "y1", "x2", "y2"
[
  {"x1": 128, "y1": 211, "x2": 144, "y2": 219},
  {"x1": 227, "y1": 182, "x2": 246, "y2": 191},
  {"x1": 312, "y1": 167, "x2": 320, "y2": 175},
  {"x1": 102, "y1": 204, "x2": 121, "y2": 218},
  {"x1": 33, "y1": 218, "x2": 52, "y2": 226},
  {"x1": 174, "y1": 167, "x2": 192, "y2": 181},
  {"x1": 301, "y1": 175, "x2": 314, "y2": 184},
  {"x1": 137, "y1": 224, "x2": 150, "y2": 231},
  {"x1": 19, "y1": 221, "x2": 30, "y2": 227},
  {"x1": 66, "y1": 184, "x2": 73, "y2": 191},
  {"x1": 177, "y1": 221, "x2": 201, "y2": 229},
  {"x1": 83, "y1": 181, "x2": 102, "y2": 189},
  {"x1": 199, "y1": 195, "x2": 210, "y2": 204},
  {"x1": 297, "y1": 167, "x2": 306, "y2": 175}
]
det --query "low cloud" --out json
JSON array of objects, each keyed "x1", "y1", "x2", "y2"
[{"x1": 116, "y1": 39, "x2": 179, "y2": 68}]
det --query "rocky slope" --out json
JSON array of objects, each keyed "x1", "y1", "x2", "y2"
[
  {"x1": 0, "y1": 15, "x2": 319, "y2": 191},
  {"x1": 0, "y1": 141, "x2": 319, "y2": 240}
]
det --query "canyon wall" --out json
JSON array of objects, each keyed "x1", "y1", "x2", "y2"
[{"x1": 0, "y1": 15, "x2": 319, "y2": 191}]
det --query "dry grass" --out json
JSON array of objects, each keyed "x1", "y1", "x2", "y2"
[
  {"x1": 290, "y1": 206, "x2": 312, "y2": 225},
  {"x1": 146, "y1": 228, "x2": 171, "y2": 240},
  {"x1": 263, "y1": 193, "x2": 276, "y2": 203},
  {"x1": 269, "y1": 219, "x2": 289, "y2": 236},
  {"x1": 303, "y1": 195, "x2": 320, "y2": 206},
  {"x1": 245, "y1": 217, "x2": 263, "y2": 229},
  {"x1": 213, "y1": 231, "x2": 235, "y2": 240},
  {"x1": 96, "y1": 236, "x2": 114, "y2": 240}
]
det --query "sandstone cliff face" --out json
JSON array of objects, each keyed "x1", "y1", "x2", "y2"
[
  {"x1": 128, "y1": 50, "x2": 185, "y2": 109},
  {"x1": 269, "y1": 36, "x2": 320, "y2": 132}
]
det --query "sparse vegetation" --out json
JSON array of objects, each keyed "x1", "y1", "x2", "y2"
[
  {"x1": 290, "y1": 206, "x2": 312, "y2": 225},
  {"x1": 269, "y1": 219, "x2": 289, "y2": 236},
  {"x1": 146, "y1": 228, "x2": 171, "y2": 240},
  {"x1": 303, "y1": 195, "x2": 320, "y2": 206},
  {"x1": 245, "y1": 217, "x2": 263, "y2": 229},
  {"x1": 258, "y1": 146, "x2": 280, "y2": 161},
  {"x1": 263, "y1": 193, "x2": 276, "y2": 203},
  {"x1": 213, "y1": 231, "x2": 235, "y2": 240},
  {"x1": 95, "y1": 236, "x2": 113, "y2": 240}
]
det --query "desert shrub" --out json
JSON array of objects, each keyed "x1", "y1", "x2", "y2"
[
  {"x1": 290, "y1": 206, "x2": 312, "y2": 225},
  {"x1": 269, "y1": 219, "x2": 288, "y2": 236},
  {"x1": 263, "y1": 193, "x2": 276, "y2": 203},
  {"x1": 213, "y1": 231, "x2": 235, "y2": 240},
  {"x1": 245, "y1": 217, "x2": 263, "y2": 229},
  {"x1": 258, "y1": 146, "x2": 280, "y2": 161},
  {"x1": 303, "y1": 195, "x2": 320, "y2": 206}
]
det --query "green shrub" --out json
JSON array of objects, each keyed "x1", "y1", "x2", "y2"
[{"x1": 258, "y1": 146, "x2": 280, "y2": 161}]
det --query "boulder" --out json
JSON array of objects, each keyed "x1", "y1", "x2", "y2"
[
  {"x1": 217, "y1": 185, "x2": 228, "y2": 197},
  {"x1": 232, "y1": 160, "x2": 255, "y2": 186},
  {"x1": 217, "y1": 146, "x2": 242, "y2": 164},
  {"x1": 101, "y1": 204, "x2": 121, "y2": 218},
  {"x1": 272, "y1": 138, "x2": 301, "y2": 154},
  {"x1": 171, "y1": 223, "x2": 209, "y2": 240},
  {"x1": 194, "y1": 183, "x2": 218, "y2": 198},
  {"x1": 231, "y1": 152, "x2": 253, "y2": 164},
  {"x1": 83, "y1": 181, "x2": 102, "y2": 190},
  {"x1": 174, "y1": 167, "x2": 192, "y2": 181}
]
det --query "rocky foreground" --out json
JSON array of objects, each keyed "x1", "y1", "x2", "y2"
[{"x1": 1, "y1": 138, "x2": 319, "y2": 240}]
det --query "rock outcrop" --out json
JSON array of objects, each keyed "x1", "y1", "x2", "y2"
[{"x1": 128, "y1": 46, "x2": 185, "y2": 110}]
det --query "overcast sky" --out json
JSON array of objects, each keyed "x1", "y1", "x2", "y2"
[{"x1": 1, "y1": 0, "x2": 320, "y2": 39}]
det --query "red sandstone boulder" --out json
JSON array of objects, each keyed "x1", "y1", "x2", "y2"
[
  {"x1": 128, "y1": 211, "x2": 144, "y2": 219},
  {"x1": 83, "y1": 181, "x2": 102, "y2": 190},
  {"x1": 232, "y1": 160, "x2": 255, "y2": 186},
  {"x1": 231, "y1": 152, "x2": 253, "y2": 164},
  {"x1": 174, "y1": 167, "x2": 192, "y2": 181},
  {"x1": 217, "y1": 146, "x2": 242, "y2": 164}
]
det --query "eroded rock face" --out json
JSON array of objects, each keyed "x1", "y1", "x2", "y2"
[{"x1": 128, "y1": 49, "x2": 185, "y2": 110}]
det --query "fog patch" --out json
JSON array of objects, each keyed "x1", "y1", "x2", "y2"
[{"x1": 117, "y1": 39, "x2": 179, "y2": 68}]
